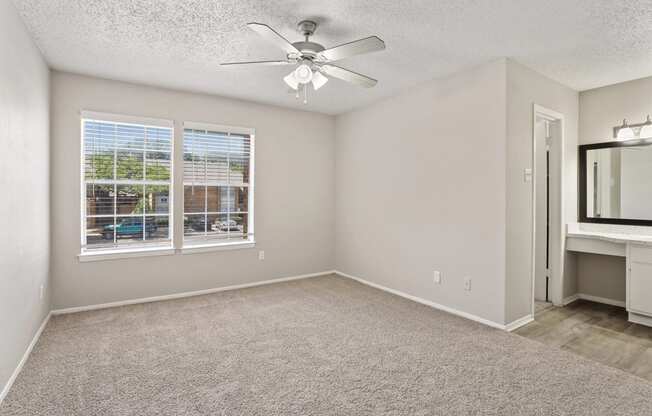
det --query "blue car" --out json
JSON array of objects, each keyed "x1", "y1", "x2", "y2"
[{"x1": 103, "y1": 218, "x2": 157, "y2": 239}]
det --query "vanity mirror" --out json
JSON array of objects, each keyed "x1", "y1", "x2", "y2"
[{"x1": 579, "y1": 138, "x2": 652, "y2": 225}]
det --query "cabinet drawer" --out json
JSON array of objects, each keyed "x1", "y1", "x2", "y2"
[{"x1": 630, "y1": 244, "x2": 652, "y2": 263}]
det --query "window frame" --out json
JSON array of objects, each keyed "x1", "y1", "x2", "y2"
[
  {"x1": 79, "y1": 111, "x2": 175, "y2": 257},
  {"x1": 181, "y1": 121, "x2": 255, "y2": 250}
]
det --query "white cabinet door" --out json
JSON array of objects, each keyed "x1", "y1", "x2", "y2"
[{"x1": 627, "y1": 244, "x2": 652, "y2": 317}]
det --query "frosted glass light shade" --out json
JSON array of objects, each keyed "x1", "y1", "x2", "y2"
[
  {"x1": 283, "y1": 72, "x2": 299, "y2": 90},
  {"x1": 640, "y1": 116, "x2": 652, "y2": 139},
  {"x1": 617, "y1": 119, "x2": 634, "y2": 140},
  {"x1": 312, "y1": 71, "x2": 328, "y2": 90},
  {"x1": 640, "y1": 124, "x2": 652, "y2": 139},
  {"x1": 294, "y1": 64, "x2": 313, "y2": 84},
  {"x1": 617, "y1": 127, "x2": 634, "y2": 140}
]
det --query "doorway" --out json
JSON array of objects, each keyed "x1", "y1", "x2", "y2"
[{"x1": 532, "y1": 105, "x2": 564, "y2": 314}]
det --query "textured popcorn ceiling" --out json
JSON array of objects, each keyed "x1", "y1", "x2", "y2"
[{"x1": 12, "y1": 0, "x2": 652, "y2": 114}]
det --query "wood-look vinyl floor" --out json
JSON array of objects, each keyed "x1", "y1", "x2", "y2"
[
  {"x1": 534, "y1": 300, "x2": 553, "y2": 314},
  {"x1": 516, "y1": 299, "x2": 652, "y2": 382}
]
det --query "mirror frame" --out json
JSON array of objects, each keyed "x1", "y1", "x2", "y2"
[{"x1": 579, "y1": 138, "x2": 652, "y2": 226}]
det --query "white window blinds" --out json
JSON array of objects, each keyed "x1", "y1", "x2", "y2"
[
  {"x1": 183, "y1": 124, "x2": 254, "y2": 246},
  {"x1": 82, "y1": 113, "x2": 173, "y2": 251}
]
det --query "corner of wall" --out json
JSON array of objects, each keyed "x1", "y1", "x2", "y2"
[
  {"x1": 503, "y1": 60, "x2": 579, "y2": 323},
  {"x1": 0, "y1": 0, "x2": 53, "y2": 401}
]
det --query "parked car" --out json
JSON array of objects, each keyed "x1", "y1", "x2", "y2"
[
  {"x1": 219, "y1": 219, "x2": 241, "y2": 231},
  {"x1": 189, "y1": 216, "x2": 210, "y2": 232},
  {"x1": 103, "y1": 218, "x2": 157, "y2": 239}
]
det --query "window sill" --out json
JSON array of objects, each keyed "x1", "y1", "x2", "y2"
[
  {"x1": 78, "y1": 247, "x2": 175, "y2": 262},
  {"x1": 181, "y1": 241, "x2": 256, "y2": 255}
]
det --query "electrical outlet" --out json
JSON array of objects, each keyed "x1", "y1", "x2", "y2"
[
  {"x1": 39, "y1": 284, "x2": 44, "y2": 300},
  {"x1": 464, "y1": 277, "x2": 472, "y2": 291},
  {"x1": 258, "y1": 250, "x2": 265, "y2": 261},
  {"x1": 433, "y1": 271, "x2": 442, "y2": 284}
]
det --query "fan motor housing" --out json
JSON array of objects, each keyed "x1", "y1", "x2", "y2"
[{"x1": 291, "y1": 41, "x2": 325, "y2": 59}]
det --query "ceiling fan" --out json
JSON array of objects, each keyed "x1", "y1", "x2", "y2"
[{"x1": 221, "y1": 20, "x2": 386, "y2": 103}]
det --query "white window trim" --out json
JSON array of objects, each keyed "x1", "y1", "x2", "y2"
[
  {"x1": 79, "y1": 111, "x2": 175, "y2": 256},
  {"x1": 181, "y1": 121, "x2": 255, "y2": 249},
  {"x1": 183, "y1": 121, "x2": 254, "y2": 137},
  {"x1": 78, "y1": 114, "x2": 256, "y2": 260},
  {"x1": 78, "y1": 247, "x2": 176, "y2": 262},
  {"x1": 181, "y1": 240, "x2": 256, "y2": 255},
  {"x1": 81, "y1": 111, "x2": 173, "y2": 128}
]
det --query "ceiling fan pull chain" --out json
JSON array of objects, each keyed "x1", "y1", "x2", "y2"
[{"x1": 304, "y1": 84, "x2": 308, "y2": 104}]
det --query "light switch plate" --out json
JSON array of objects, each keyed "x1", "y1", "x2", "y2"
[
  {"x1": 524, "y1": 168, "x2": 533, "y2": 183},
  {"x1": 464, "y1": 277, "x2": 472, "y2": 291},
  {"x1": 433, "y1": 271, "x2": 442, "y2": 284}
]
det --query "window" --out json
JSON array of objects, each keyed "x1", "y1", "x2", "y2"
[
  {"x1": 183, "y1": 123, "x2": 254, "y2": 247},
  {"x1": 81, "y1": 112, "x2": 173, "y2": 252}
]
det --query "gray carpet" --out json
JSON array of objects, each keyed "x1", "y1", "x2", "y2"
[{"x1": 2, "y1": 275, "x2": 652, "y2": 415}]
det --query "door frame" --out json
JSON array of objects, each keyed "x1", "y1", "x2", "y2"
[{"x1": 531, "y1": 104, "x2": 565, "y2": 315}]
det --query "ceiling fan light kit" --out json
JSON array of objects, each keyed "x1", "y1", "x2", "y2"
[
  {"x1": 221, "y1": 20, "x2": 386, "y2": 104},
  {"x1": 293, "y1": 61, "x2": 313, "y2": 84}
]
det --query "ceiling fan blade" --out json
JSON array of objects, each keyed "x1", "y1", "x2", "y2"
[
  {"x1": 320, "y1": 64, "x2": 377, "y2": 88},
  {"x1": 220, "y1": 60, "x2": 292, "y2": 67},
  {"x1": 319, "y1": 36, "x2": 385, "y2": 62},
  {"x1": 247, "y1": 22, "x2": 300, "y2": 56}
]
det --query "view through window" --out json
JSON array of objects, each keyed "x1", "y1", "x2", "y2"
[
  {"x1": 183, "y1": 125, "x2": 253, "y2": 246},
  {"x1": 82, "y1": 115, "x2": 173, "y2": 251}
]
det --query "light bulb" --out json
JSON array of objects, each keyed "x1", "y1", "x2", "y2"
[
  {"x1": 311, "y1": 71, "x2": 329, "y2": 90},
  {"x1": 617, "y1": 119, "x2": 634, "y2": 140},
  {"x1": 283, "y1": 72, "x2": 298, "y2": 90},
  {"x1": 294, "y1": 63, "x2": 313, "y2": 84},
  {"x1": 640, "y1": 115, "x2": 652, "y2": 139},
  {"x1": 617, "y1": 127, "x2": 634, "y2": 140}
]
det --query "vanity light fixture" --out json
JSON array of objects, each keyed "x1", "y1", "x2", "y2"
[
  {"x1": 617, "y1": 119, "x2": 635, "y2": 140},
  {"x1": 639, "y1": 115, "x2": 652, "y2": 139}
]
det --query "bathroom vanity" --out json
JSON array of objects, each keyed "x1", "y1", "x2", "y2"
[
  {"x1": 567, "y1": 223, "x2": 652, "y2": 327},
  {"x1": 569, "y1": 136, "x2": 652, "y2": 327}
]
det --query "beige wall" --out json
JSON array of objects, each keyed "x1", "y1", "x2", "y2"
[
  {"x1": 51, "y1": 72, "x2": 335, "y2": 309},
  {"x1": 577, "y1": 254, "x2": 625, "y2": 303},
  {"x1": 580, "y1": 76, "x2": 652, "y2": 144},
  {"x1": 333, "y1": 59, "x2": 581, "y2": 326},
  {"x1": 335, "y1": 60, "x2": 508, "y2": 325},
  {"x1": 575, "y1": 75, "x2": 652, "y2": 301},
  {"x1": 0, "y1": 0, "x2": 50, "y2": 396},
  {"x1": 504, "y1": 60, "x2": 579, "y2": 322}
]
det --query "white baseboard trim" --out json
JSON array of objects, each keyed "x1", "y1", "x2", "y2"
[
  {"x1": 52, "y1": 270, "x2": 335, "y2": 315},
  {"x1": 563, "y1": 293, "x2": 625, "y2": 308},
  {"x1": 0, "y1": 312, "x2": 51, "y2": 405},
  {"x1": 578, "y1": 293, "x2": 625, "y2": 308},
  {"x1": 629, "y1": 312, "x2": 652, "y2": 327},
  {"x1": 334, "y1": 270, "x2": 512, "y2": 330},
  {"x1": 504, "y1": 314, "x2": 534, "y2": 332},
  {"x1": 562, "y1": 294, "x2": 580, "y2": 306}
]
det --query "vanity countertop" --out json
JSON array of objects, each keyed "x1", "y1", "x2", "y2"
[{"x1": 567, "y1": 223, "x2": 652, "y2": 245}]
